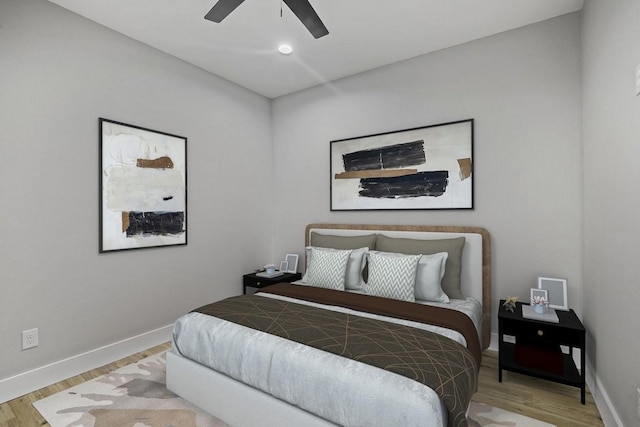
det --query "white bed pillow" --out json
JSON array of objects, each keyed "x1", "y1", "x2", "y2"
[
  {"x1": 305, "y1": 247, "x2": 352, "y2": 290},
  {"x1": 415, "y1": 252, "x2": 449, "y2": 303},
  {"x1": 368, "y1": 251, "x2": 449, "y2": 303},
  {"x1": 365, "y1": 251, "x2": 420, "y2": 302},
  {"x1": 302, "y1": 246, "x2": 368, "y2": 290}
]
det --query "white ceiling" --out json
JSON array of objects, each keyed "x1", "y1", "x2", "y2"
[{"x1": 47, "y1": 0, "x2": 584, "y2": 99}]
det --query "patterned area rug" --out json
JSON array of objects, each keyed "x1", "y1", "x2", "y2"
[
  {"x1": 467, "y1": 402, "x2": 555, "y2": 427},
  {"x1": 34, "y1": 352, "x2": 554, "y2": 427}
]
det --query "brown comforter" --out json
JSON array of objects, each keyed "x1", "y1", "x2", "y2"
[{"x1": 193, "y1": 283, "x2": 480, "y2": 427}]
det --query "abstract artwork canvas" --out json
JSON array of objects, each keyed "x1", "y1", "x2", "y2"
[
  {"x1": 100, "y1": 118, "x2": 187, "y2": 252},
  {"x1": 330, "y1": 119, "x2": 473, "y2": 210}
]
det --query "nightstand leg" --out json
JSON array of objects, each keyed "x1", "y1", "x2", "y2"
[
  {"x1": 581, "y1": 345, "x2": 586, "y2": 404},
  {"x1": 498, "y1": 322, "x2": 503, "y2": 383}
]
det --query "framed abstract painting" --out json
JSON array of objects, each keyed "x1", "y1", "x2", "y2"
[
  {"x1": 330, "y1": 119, "x2": 473, "y2": 211},
  {"x1": 99, "y1": 118, "x2": 187, "y2": 252}
]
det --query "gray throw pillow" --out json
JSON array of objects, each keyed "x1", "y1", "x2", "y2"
[{"x1": 310, "y1": 232, "x2": 377, "y2": 250}]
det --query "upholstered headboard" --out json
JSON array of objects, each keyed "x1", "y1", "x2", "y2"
[{"x1": 305, "y1": 224, "x2": 491, "y2": 350}]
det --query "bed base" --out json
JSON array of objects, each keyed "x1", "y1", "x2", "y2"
[
  {"x1": 167, "y1": 224, "x2": 488, "y2": 425},
  {"x1": 166, "y1": 350, "x2": 339, "y2": 427}
]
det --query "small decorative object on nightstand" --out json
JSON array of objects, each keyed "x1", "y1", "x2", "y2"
[
  {"x1": 530, "y1": 288, "x2": 549, "y2": 314},
  {"x1": 502, "y1": 296, "x2": 519, "y2": 313},
  {"x1": 243, "y1": 271, "x2": 302, "y2": 295},
  {"x1": 498, "y1": 300, "x2": 586, "y2": 404}
]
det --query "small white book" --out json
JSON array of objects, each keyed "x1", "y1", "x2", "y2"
[{"x1": 522, "y1": 305, "x2": 559, "y2": 323}]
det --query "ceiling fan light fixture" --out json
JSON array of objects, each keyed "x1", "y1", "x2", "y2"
[
  {"x1": 205, "y1": 0, "x2": 328, "y2": 39},
  {"x1": 278, "y1": 44, "x2": 293, "y2": 55}
]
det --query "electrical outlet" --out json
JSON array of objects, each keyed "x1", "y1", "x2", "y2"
[{"x1": 22, "y1": 328, "x2": 38, "y2": 350}]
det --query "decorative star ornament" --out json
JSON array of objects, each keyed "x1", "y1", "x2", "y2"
[{"x1": 503, "y1": 296, "x2": 519, "y2": 312}]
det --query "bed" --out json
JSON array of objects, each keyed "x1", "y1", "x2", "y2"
[{"x1": 167, "y1": 224, "x2": 491, "y2": 427}]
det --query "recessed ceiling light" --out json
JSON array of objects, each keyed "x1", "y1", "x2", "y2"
[{"x1": 278, "y1": 44, "x2": 293, "y2": 55}]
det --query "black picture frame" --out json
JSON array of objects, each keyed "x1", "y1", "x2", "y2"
[
  {"x1": 330, "y1": 119, "x2": 474, "y2": 211},
  {"x1": 99, "y1": 118, "x2": 187, "y2": 252}
]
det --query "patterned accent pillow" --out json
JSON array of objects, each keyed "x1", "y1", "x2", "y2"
[
  {"x1": 369, "y1": 251, "x2": 449, "y2": 302},
  {"x1": 302, "y1": 246, "x2": 368, "y2": 290},
  {"x1": 305, "y1": 247, "x2": 352, "y2": 290},
  {"x1": 375, "y1": 235, "x2": 465, "y2": 299},
  {"x1": 366, "y1": 251, "x2": 421, "y2": 302}
]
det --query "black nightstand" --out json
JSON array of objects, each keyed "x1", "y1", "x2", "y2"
[
  {"x1": 498, "y1": 300, "x2": 586, "y2": 404},
  {"x1": 243, "y1": 272, "x2": 302, "y2": 294}
]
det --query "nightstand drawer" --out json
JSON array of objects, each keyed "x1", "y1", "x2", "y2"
[
  {"x1": 505, "y1": 320, "x2": 581, "y2": 347},
  {"x1": 243, "y1": 276, "x2": 267, "y2": 288},
  {"x1": 242, "y1": 272, "x2": 302, "y2": 294}
]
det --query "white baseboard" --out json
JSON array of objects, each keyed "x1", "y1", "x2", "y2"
[
  {"x1": 489, "y1": 332, "x2": 499, "y2": 351},
  {"x1": 0, "y1": 324, "x2": 173, "y2": 404},
  {"x1": 585, "y1": 358, "x2": 624, "y2": 427}
]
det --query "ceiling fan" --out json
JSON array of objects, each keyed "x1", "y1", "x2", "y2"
[{"x1": 205, "y1": 0, "x2": 329, "y2": 39}]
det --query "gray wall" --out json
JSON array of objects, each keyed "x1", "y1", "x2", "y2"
[
  {"x1": 6, "y1": 1, "x2": 635, "y2": 423},
  {"x1": 0, "y1": 0, "x2": 272, "y2": 379},
  {"x1": 272, "y1": 13, "x2": 583, "y2": 334},
  {"x1": 582, "y1": 1, "x2": 640, "y2": 425}
]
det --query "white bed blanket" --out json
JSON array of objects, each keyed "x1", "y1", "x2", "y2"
[{"x1": 172, "y1": 295, "x2": 480, "y2": 426}]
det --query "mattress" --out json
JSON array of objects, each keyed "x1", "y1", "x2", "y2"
[{"x1": 172, "y1": 289, "x2": 481, "y2": 427}]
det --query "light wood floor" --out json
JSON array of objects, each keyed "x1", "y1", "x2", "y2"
[
  {"x1": 476, "y1": 351, "x2": 603, "y2": 426},
  {"x1": 0, "y1": 345, "x2": 603, "y2": 427}
]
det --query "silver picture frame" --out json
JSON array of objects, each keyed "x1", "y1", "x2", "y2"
[
  {"x1": 538, "y1": 277, "x2": 568, "y2": 311},
  {"x1": 285, "y1": 254, "x2": 299, "y2": 273}
]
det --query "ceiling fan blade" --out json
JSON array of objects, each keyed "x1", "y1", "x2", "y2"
[
  {"x1": 205, "y1": 0, "x2": 245, "y2": 23},
  {"x1": 283, "y1": 0, "x2": 329, "y2": 39}
]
